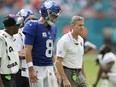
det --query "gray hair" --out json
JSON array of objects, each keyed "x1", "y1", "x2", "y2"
[{"x1": 71, "y1": 16, "x2": 84, "y2": 26}]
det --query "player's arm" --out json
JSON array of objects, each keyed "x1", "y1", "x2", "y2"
[
  {"x1": 23, "y1": 21, "x2": 38, "y2": 83},
  {"x1": 24, "y1": 33, "x2": 38, "y2": 83},
  {"x1": 23, "y1": 20, "x2": 37, "y2": 62},
  {"x1": 93, "y1": 66, "x2": 103, "y2": 87},
  {"x1": 24, "y1": 44, "x2": 35, "y2": 76},
  {"x1": 84, "y1": 41, "x2": 96, "y2": 54},
  {"x1": 25, "y1": 44, "x2": 33, "y2": 64},
  {"x1": 25, "y1": 44, "x2": 38, "y2": 83}
]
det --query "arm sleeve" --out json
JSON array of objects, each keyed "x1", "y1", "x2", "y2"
[
  {"x1": 105, "y1": 53, "x2": 116, "y2": 64},
  {"x1": 23, "y1": 20, "x2": 38, "y2": 45},
  {"x1": 22, "y1": 20, "x2": 37, "y2": 37},
  {"x1": 56, "y1": 39, "x2": 67, "y2": 58},
  {"x1": 24, "y1": 33, "x2": 34, "y2": 45}
]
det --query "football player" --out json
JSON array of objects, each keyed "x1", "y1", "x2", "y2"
[
  {"x1": 22, "y1": 1, "x2": 61, "y2": 87},
  {"x1": 93, "y1": 45, "x2": 116, "y2": 87},
  {"x1": 14, "y1": 9, "x2": 37, "y2": 87}
]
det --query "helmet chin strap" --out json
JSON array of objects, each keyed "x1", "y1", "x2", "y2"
[{"x1": 47, "y1": 20, "x2": 54, "y2": 26}]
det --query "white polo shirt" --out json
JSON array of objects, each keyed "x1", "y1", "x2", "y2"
[
  {"x1": 97, "y1": 52, "x2": 116, "y2": 73},
  {"x1": 56, "y1": 32, "x2": 84, "y2": 69}
]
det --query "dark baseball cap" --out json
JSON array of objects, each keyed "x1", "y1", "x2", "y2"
[{"x1": 3, "y1": 14, "x2": 24, "y2": 27}]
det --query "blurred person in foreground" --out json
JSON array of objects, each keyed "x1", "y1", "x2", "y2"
[
  {"x1": 22, "y1": 0, "x2": 61, "y2": 87},
  {"x1": 14, "y1": 9, "x2": 37, "y2": 87},
  {"x1": 93, "y1": 45, "x2": 116, "y2": 87},
  {"x1": 0, "y1": 14, "x2": 23, "y2": 87},
  {"x1": 56, "y1": 15, "x2": 88, "y2": 87}
]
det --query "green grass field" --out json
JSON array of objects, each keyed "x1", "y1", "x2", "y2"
[{"x1": 83, "y1": 54, "x2": 112, "y2": 87}]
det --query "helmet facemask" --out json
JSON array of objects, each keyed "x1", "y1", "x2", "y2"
[{"x1": 46, "y1": 10, "x2": 61, "y2": 26}]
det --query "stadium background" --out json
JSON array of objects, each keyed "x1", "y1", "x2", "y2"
[{"x1": 0, "y1": 0, "x2": 116, "y2": 87}]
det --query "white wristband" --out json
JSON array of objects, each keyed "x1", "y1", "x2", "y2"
[{"x1": 27, "y1": 62, "x2": 33, "y2": 68}]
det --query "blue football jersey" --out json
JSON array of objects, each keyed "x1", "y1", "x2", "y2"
[{"x1": 23, "y1": 20, "x2": 57, "y2": 66}]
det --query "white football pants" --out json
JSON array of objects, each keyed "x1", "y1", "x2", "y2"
[
  {"x1": 108, "y1": 73, "x2": 116, "y2": 87},
  {"x1": 31, "y1": 66, "x2": 58, "y2": 87}
]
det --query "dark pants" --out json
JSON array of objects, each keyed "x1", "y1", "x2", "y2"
[
  {"x1": 61, "y1": 66, "x2": 88, "y2": 87},
  {"x1": 15, "y1": 69, "x2": 30, "y2": 87},
  {"x1": 1, "y1": 74, "x2": 16, "y2": 87},
  {"x1": 0, "y1": 75, "x2": 4, "y2": 87}
]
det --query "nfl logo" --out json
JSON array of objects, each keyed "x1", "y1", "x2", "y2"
[{"x1": 42, "y1": 32, "x2": 47, "y2": 37}]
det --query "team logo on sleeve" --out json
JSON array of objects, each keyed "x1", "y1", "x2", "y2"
[{"x1": 42, "y1": 32, "x2": 47, "y2": 38}]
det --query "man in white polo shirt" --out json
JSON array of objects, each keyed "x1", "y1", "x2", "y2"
[
  {"x1": 0, "y1": 14, "x2": 23, "y2": 87},
  {"x1": 56, "y1": 15, "x2": 88, "y2": 87}
]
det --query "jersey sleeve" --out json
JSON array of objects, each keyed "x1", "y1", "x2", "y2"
[
  {"x1": 24, "y1": 33, "x2": 34, "y2": 45},
  {"x1": 104, "y1": 53, "x2": 116, "y2": 64},
  {"x1": 56, "y1": 39, "x2": 67, "y2": 58},
  {"x1": 23, "y1": 20, "x2": 38, "y2": 45},
  {"x1": 22, "y1": 20, "x2": 37, "y2": 36}
]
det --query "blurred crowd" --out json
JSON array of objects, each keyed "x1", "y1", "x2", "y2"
[
  {"x1": 103, "y1": 25, "x2": 116, "y2": 53},
  {"x1": 0, "y1": 0, "x2": 116, "y2": 18}
]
